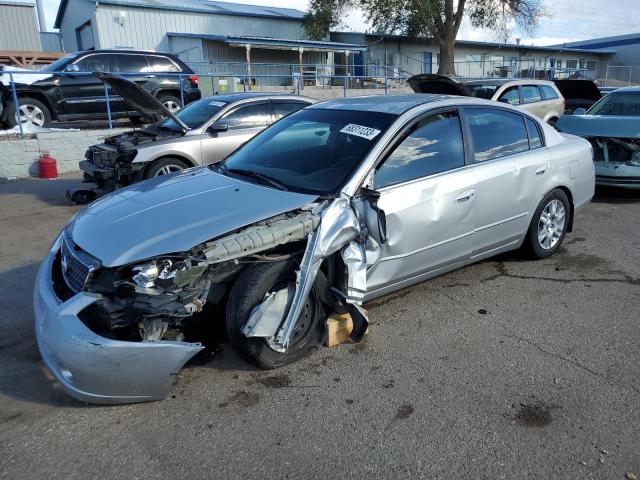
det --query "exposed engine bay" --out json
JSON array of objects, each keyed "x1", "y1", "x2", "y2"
[
  {"x1": 587, "y1": 136, "x2": 640, "y2": 165},
  {"x1": 53, "y1": 194, "x2": 383, "y2": 353}
]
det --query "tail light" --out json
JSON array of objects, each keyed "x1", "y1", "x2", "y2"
[{"x1": 188, "y1": 75, "x2": 198, "y2": 87}]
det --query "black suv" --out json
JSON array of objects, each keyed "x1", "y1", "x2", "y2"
[{"x1": 1, "y1": 49, "x2": 201, "y2": 127}]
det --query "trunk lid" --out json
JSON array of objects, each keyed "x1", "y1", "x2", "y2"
[{"x1": 407, "y1": 74, "x2": 471, "y2": 96}]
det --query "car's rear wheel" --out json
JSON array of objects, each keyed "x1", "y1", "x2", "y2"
[
  {"x1": 226, "y1": 259, "x2": 326, "y2": 369},
  {"x1": 157, "y1": 94, "x2": 181, "y2": 113},
  {"x1": 8, "y1": 97, "x2": 52, "y2": 128},
  {"x1": 144, "y1": 158, "x2": 189, "y2": 178},
  {"x1": 524, "y1": 188, "x2": 571, "y2": 259}
]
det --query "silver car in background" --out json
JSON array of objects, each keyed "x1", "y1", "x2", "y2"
[
  {"x1": 80, "y1": 73, "x2": 315, "y2": 191},
  {"x1": 409, "y1": 75, "x2": 565, "y2": 125},
  {"x1": 35, "y1": 94, "x2": 594, "y2": 404}
]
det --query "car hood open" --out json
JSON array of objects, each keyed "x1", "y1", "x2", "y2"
[
  {"x1": 553, "y1": 79, "x2": 602, "y2": 102},
  {"x1": 556, "y1": 114, "x2": 640, "y2": 138},
  {"x1": 71, "y1": 167, "x2": 318, "y2": 267},
  {"x1": 95, "y1": 72, "x2": 188, "y2": 129},
  {"x1": 407, "y1": 74, "x2": 471, "y2": 96}
]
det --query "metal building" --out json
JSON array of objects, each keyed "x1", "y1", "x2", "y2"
[
  {"x1": 54, "y1": 0, "x2": 366, "y2": 82},
  {"x1": 0, "y1": 1, "x2": 42, "y2": 51}
]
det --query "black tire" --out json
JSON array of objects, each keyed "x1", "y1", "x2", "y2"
[
  {"x1": 7, "y1": 97, "x2": 52, "y2": 128},
  {"x1": 157, "y1": 94, "x2": 181, "y2": 113},
  {"x1": 128, "y1": 116, "x2": 146, "y2": 126},
  {"x1": 144, "y1": 157, "x2": 190, "y2": 179},
  {"x1": 226, "y1": 259, "x2": 326, "y2": 369},
  {"x1": 523, "y1": 188, "x2": 571, "y2": 259}
]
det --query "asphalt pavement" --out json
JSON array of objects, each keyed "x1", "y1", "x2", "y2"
[{"x1": 0, "y1": 174, "x2": 638, "y2": 479}]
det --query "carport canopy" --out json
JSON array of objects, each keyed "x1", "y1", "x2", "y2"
[{"x1": 167, "y1": 32, "x2": 367, "y2": 80}]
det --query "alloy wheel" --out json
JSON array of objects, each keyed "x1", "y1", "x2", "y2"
[
  {"x1": 162, "y1": 100, "x2": 180, "y2": 113},
  {"x1": 18, "y1": 104, "x2": 45, "y2": 127},
  {"x1": 537, "y1": 199, "x2": 566, "y2": 250},
  {"x1": 154, "y1": 164, "x2": 184, "y2": 176}
]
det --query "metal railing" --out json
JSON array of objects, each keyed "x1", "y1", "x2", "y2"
[{"x1": 1, "y1": 69, "x2": 410, "y2": 137}]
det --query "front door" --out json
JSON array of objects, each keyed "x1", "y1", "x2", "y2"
[
  {"x1": 201, "y1": 101, "x2": 270, "y2": 164},
  {"x1": 365, "y1": 110, "x2": 476, "y2": 296},
  {"x1": 422, "y1": 52, "x2": 433, "y2": 74},
  {"x1": 57, "y1": 53, "x2": 113, "y2": 116}
]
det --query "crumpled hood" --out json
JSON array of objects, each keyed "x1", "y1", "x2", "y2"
[
  {"x1": 556, "y1": 114, "x2": 640, "y2": 138},
  {"x1": 71, "y1": 167, "x2": 317, "y2": 267}
]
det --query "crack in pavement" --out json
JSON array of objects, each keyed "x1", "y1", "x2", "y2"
[{"x1": 480, "y1": 262, "x2": 640, "y2": 286}]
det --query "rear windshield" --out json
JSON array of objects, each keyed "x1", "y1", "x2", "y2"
[
  {"x1": 156, "y1": 98, "x2": 228, "y2": 131},
  {"x1": 218, "y1": 108, "x2": 397, "y2": 195},
  {"x1": 465, "y1": 84, "x2": 499, "y2": 100},
  {"x1": 587, "y1": 92, "x2": 640, "y2": 116}
]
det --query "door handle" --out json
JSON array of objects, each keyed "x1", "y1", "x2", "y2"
[
  {"x1": 535, "y1": 163, "x2": 549, "y2": 176},
  {"x1": 144, "y1": 75, "x2": 156, "y2": 78},
  {"x1": 455, "y1": 189, "x2": 475, "y2": 203}
]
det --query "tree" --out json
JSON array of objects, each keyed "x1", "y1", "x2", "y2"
[{"x1": 303, "y1": 0, "x2": 544, "y2": 75}]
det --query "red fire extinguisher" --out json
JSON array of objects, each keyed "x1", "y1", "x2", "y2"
[{"x1": 38, "y1": 151, "x2": 58, "y2": 179}]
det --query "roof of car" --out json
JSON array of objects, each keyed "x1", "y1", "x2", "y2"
[
  {"x1": 310, "y1": 94, "x2": 457, "y2": 114},
  {"x1": 606, "y1": 86, "x2": 640, "y2": 93},
  {"x1": 201, "y1": 93, "x2": 315, "y2": 103},
  {"x1": 463, "y1": 78, "x2": 556, "y2": 86}
]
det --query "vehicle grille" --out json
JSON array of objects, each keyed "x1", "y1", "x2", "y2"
[{"x1": 59, "y1": 237, "x2": 98, "y2": 293}]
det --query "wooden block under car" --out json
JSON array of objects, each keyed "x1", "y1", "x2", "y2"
[{"x1": 325, "y1": 309, "x2": 368, "y2": 347}]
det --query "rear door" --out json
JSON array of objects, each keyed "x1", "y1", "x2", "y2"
[
  {"x1": 270, "y1": 100, "x2": 311, "y2": 122},
  {"x1": 520, "y1": 84, "x2": 545, "y2": 118},
  {"x1": 461, "y1": 107, "x2": 549, "y2": 261},
  {"x1": 109, "y1": 54, "x2": 152, "y2": 113},
  {"x1": 366, "y1": 109, "x2": 477, "y2": 295},
  {"x1": 200, "y1": 101, "x2": 270, "y2": 164}
]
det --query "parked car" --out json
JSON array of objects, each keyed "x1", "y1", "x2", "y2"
[
  {"x1": 408, "y1": 74, "x2": 565, "y2": 124},
  {"x1": 556, "y1": 86, "x2": 640, "y2": 189},
  {"x1": 553, "y1": 79, "x2": 602, "y2": 114},
  {"x1": 34, "y1": 94, "x2": 594, "y2": 404},
  {"x1": 0, "y1": 49, "x2": 201, "y2": 128},
  {"x1": 79, "y1": 73, "x2": 315, "y2": 193}
]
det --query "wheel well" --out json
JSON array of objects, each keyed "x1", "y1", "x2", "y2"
[
  {"x1": 16, "y1": 92, "x2": 55, "y2": 118},
  {"x1": 156, "y1": 90, "x2": 181, "y2": 101},
  {"x1": 556, "y1": 185, "x2": 575, "y2": 232},
  {"x1": 142, "y1": 155, "x2": 195, "y2": 177}
]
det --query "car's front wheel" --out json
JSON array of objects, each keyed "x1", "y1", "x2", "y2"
[
  {"x1": 226, "y1": 259, "x2": 326, "y2": 369},
  {"x1": 524, "y1": 188, "x2": 571, "y2": 259},
  {"x1": 8, "y1": 97, "x2": 52, "y2": 128},
  {"x1": 144, "y1": 158, "x2": 189, "y2": 178}
]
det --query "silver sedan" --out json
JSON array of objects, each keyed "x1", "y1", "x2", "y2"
[{"x1": 35, "y1": 94, "x2": 595, "y2": 404}]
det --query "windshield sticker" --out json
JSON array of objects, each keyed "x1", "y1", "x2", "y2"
[
  {"x1": 340, "y1": 124, "x2": 381, "y2": 140},
  {"x1": 209, "y1": 100, "x2": 226, "y2": 106}
]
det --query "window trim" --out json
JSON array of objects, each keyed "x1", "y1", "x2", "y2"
[
  {"x1": 523, "y1": 115, "x2": 545, "y2": 150},
  {"x1": 460, "y1": 105, "x2": 543, "y2": 164},
  {"x1": 539, "y1": 84, "x2": 560, "y2": 101},
  {"x1": 369, "y1": 106, "x2": 470, "y2": 191}
]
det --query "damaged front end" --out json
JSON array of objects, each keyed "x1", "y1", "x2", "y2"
[{"x1": 37, "y1": 191, "x2": 383, "y2": 403}]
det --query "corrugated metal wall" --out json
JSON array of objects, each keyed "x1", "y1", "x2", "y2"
[
  {"x1": 168, "y1": 35, "x2": 204, "y2": 63},
  {"x1": 0, "y1": 3, "x2": 42, "y2": 51},
  {"x1": 58, "y1": 0, "x2": 96, "y2": 51},
  {"x1": 95, "y1": 4, "x2": 306, "y2": 52},
  {"x1": 40, "y1": 32, "x2": 63, "y2": 52}
]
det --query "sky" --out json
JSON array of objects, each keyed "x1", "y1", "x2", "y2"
[{"x1": 39, "y1": 0, "x2": 640, "y2": 46}]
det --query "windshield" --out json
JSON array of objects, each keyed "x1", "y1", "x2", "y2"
[
  {"x1": 40, "y1": 53, "x2": 79, "y2": 72},
  {"x1": 156, "y1": 98, "x2": 227, "y2": 131},
  {"x1": 218, "y1": 108, "x2": 397, "y2": 195},
  {"x1": 466, "y1": 84, "x2": 499, "y2": 100},
  {"x1": 587, "y1": 92, "x2": 640, "y2": 116}
]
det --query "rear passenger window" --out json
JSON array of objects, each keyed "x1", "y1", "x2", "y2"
[
  {"x1": 465, "y1": 108, "x2": 529, "y2": 162},
  {"x1": 498, "y1": 87, "x2": 520, "y2": 105},
  {"x1": 540, "y1": 85, "x2": 559, "y2": 100},
  {"x1": 145, "y1": 55, "x2": 180, "y2": 72},
  {"x1": 522, "y1": 85, "x2": 542, "y2": 103},
  {"x1": 114, "y1": 55, "x2": 149, "y2": 73},
  {"x1": 374, "y1": 111, "x2": 464, "y2": 188},
  {"x1": 272, "y1": 101, "x2": 308, "y2": 120},
  {"x1": 526, "y1": 117, "x2": 543, "y2": 149},
  {"x1": 222, "y1": 103, "x2": 270, "y2": 130}
]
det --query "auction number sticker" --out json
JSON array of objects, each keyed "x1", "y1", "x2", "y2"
[
  {"x1": 340, "y1": 124, "x2": 381, "y2": 140},
  {"x1": 209, "y1": 100, "x2": 226, "y2": 106}
]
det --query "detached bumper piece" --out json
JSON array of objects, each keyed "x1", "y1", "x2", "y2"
[
  {"x1": 595, "y1": 162, "x2": 640, "y2": 189},
  {"x1": 34, "y1": 241, "x2": 203, "y2": 404}
]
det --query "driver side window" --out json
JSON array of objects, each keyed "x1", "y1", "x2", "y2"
[
  {"x1": 498, "y1": 86, "x2": 520, "y2": 105},
  {"x1": 374, "y1": 111, "x2": 465, "y2": 189}
]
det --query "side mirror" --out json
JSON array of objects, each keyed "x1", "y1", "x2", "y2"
[
  {"x1": 359, "y1": 187, "x2": 387, "y2": 245},
  {"x1": 208, "y1": 122, "x2": 228, "y2": 133},
  {"x1": 64, "y1": 64, "x2": 80, "y2": 73},
  {"x1": 573, "y1": 108, "x2": 587, "y2": 115}
]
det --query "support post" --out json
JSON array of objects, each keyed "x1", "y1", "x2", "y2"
[
  {"x1": 179, "y1": 74, "x2": 185, "y2": 107},
  {"x1": 298, "y1": 47, "x2": 304, "y2": 91},
  {"x1": 245, "y1": 44, "x2": 252, "y2": 90},
  {"x1": 104, "y1": 83, "x2": 113, "y2": 130},
  {"x1": 8, "y1": 73, "x2": 24, "y2": 138},
  {"x1": 344, "y1": 50, "x2": 349, "y2": 96}
]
